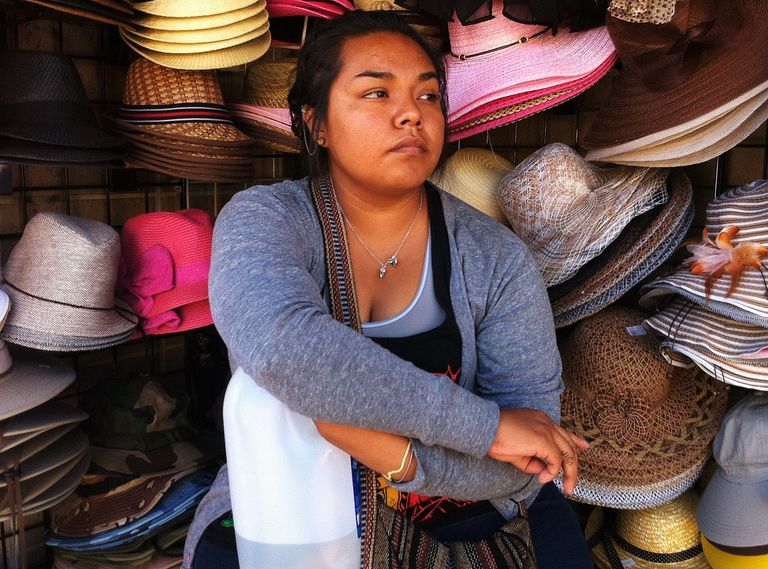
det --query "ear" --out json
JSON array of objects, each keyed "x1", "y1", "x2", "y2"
[{"x1": 302, "y1": 105, "x2": 317, "y2": 134}]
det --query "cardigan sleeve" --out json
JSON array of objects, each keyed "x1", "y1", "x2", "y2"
[{"x1": 209, "y1": 181, "x2": 500, "y2": 458}]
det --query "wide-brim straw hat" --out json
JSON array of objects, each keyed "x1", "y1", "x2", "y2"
[
  {"x1": 241, "y1": 58, "x2": 295, "y2": 107},
  {"x1": 133, "y1": 0, "x2": 264, "y2": 30},
  {"x1": 1, "y1": 212, "x2": 138, "y2": 351},
  {"x1": 586, "y1": 80, "x2": 768, "y2": 166},
  {"x1": 444, "y1": 1, "x2": 616, "y2": 120},
  {"x1": 660, "y1": 341, "x2": 768, "y2": 391},
  {"x1": 582, "y1": 0, "x2": 768, "y2": 152},
  {"x1": 127, "y1": 8, "x2": 267, "y2": 43},
  {"x1": 0, "y1": 402, "x2": 87, "y2": 454},
  {"x1": 0, "y1": 430, "x2": 88, "y2": 489},
  {"x1": 585, "y1": 491, "x2": 711, "y2": 569},
  {"x1": 120, "y1": 20, "x2": 269, "y2": 54},
  {"x1": 498, "y1": 143, "x2": 668, "y2": 286},
  {"x1": 428, "y1": 148, "x2": 511, "y2": 224},
  {"x1": 52, "y1": 466, "x2": 200, "y2": 537},
  {"x1": 548, "y1": 169, "x2": 694, "y2": 329},
  {"x1": 129, "y1": 0, "x2": 255, "y2": 17},
  {"x1": 560, "y1": 306, "x2": 728, "y2": 509},
  {"x1": 119, "y1": 27, "x2": 272, "y2": 70},
  {"x1": 231, "y1": 117, "x2": 301, "y2": 153},
  {"x1": 110, "y1": 58, "x2": 253, "y2": 146},
  {"x1": 640, "y1": 179, "x2": 768, "y2": 328},
  {"x1": 0, "y1": 343, "x2": 77, "y2": 422},
  {"x1": 0, "y1": 51, "x2": 125, "y2": 150}
]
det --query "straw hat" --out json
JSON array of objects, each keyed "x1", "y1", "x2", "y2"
[
  {"x1": 560, "y1": 306, "x2": 728, "y2": 509},
  {"x1": 548, "y1": 169, "x2": 694, "y2": 329},
  {"x1": 133, "y1": 0, "x2": 264, "y2": 30},
  {"x1": 0, "y1": 212, "x2": 138, "y2": 351},
  {"x1": 129, "y1": 0, "x2": 255, "y2": 17},
  {"x1": 585, "y1": 491, "x2": 711, "y2": 569},
  {"x1": 117, "y1": 209, "x2": 213, "y2": 335},
  {"x1": 0, "y1": 51, "x2": 125, "y2": 156},
  {"x1": 640, "y1": 179, "x2": 768, "y2": 328},
  {"x1": 428, "y1": 148, "x2": 511, "y2": 223},
  {"x1": 127, "y1": 8, "x2": 267, "y2": 43},
  {"x1": 582, "y1": 0, "x2": 768, "y2": 152},
  {"x1": 701, "y1": 535, "x2": 768, "y2": 569},
  {"x1": 607, "y1": 0, "x2": 676, "y2": 24},
  {"x1": 443, "y1": 1, "x2": 616, "y2": 120},
  {"x1": 498, "y1": 143, "x2": 668, "y2": 286},
  {"x1": 121, "y1": 19, "x2": 269, "y2": 53},
  {"x1": 0, "y1": 430, "x2": 88, "y2": 489},
  {"x1": 0, "y1": 402, "x2": 87, "y2": 454}
]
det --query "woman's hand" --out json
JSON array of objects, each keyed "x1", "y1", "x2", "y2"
[{"x1": 488, "y1": 409, "x2": 589, "y2": 496}]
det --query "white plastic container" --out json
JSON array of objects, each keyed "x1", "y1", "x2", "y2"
[{"x1": 223, "y1": 367, "x2": 360, "y2": 569}]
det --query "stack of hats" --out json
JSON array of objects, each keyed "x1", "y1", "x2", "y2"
[
  {"x1": 442, "y1": 0, "x2": 617, "y2": 141},
  {"x1": 107, "y1": 58, "x2": 256, "y2": 183},
  {"x1": 20, "y1": 0, "x2": 134, "y2": 26},
  {"x1": 354, "y1": 1, "x2": 445, "y2": 52},
  {"x1": 641, "y1": 180, "x2": 768, "y2": 389},
  {"x1": 119, "y1": 0, "x2": 271, "y2": 70},
  {"x1": 583, "y1": 0, "x2": 768, "y2": 167},
  {"x1": 117, "y1": 209, "x2": 214, "y2": 336},
  {"x1": 696, "y1": 393, "x2": 768, "y2": 569},
  {"x1": 267, "y1": 0, "x2": 353, "y2": 47},
  {"x1": 229, "y1": 59, "x2": 302, "y2": 154},
  {"x1": 0, "y1": 212, "x2": 138, "y2": 351},
  {"x1": 585, "y1": 490, "x2": 712, "y2": 569},
  {"x1": 0, "y1": 50, "x2": 125, "y2": 167},
  {"x1": 428, "y1": 147, "x2": 512, "y2": 224},
  {"x1": 556, "y1": 307, "x2": 727, "y2": 510},
  {"x1": 47, "y1": 373, "x2": 221, "y2": 563}
]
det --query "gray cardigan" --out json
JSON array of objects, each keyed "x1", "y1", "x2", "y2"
[{"x1": 209, "y1": 178, "x2": 563, "y2": 518}]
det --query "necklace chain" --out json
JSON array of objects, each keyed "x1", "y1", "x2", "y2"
[{"x1": 337, "y1": 190, "x2": 423, "y2": 279}]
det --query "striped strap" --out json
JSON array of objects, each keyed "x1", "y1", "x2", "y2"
[{"x1": 118, "y1": 103, "x2": 234, "y2": 125}]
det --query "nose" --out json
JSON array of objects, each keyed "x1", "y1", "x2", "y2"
[{"x1": 396, "y1": 98, "x2": 423, "y2": 129}]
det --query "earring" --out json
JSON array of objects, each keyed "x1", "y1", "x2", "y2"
[
  {"x1": 316, "y1": 136, "x2": 326, "y2": 147},
  {"x1": 302, "y1": 129, "x2": 318, "y2": 156}
]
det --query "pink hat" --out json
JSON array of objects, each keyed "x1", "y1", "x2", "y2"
[
  {"x1": 118, "y1": 209, "x2": 213, "y2": 336},
  {"x1": 266, "y1": 0, "x2": 349, "y2": 18},
  {"x1": 444, "y1": 0, "x2": 616, "y2": 120}
]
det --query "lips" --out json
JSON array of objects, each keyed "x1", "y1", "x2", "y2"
[{"x1": 390, "y1": 137, "x2": 427, "y2": 153}]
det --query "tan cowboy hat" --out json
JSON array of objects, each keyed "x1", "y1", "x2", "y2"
[
  {"x1": 498, "y1": 143, "x2": 669, "y2": 286},
  {"x1": 429, "y1": 148, "x2": 512, "y2": 224},
  {"x1": 560, "y1": 307, "x2": 728, "y2": 509},
  {"x1": 586, "y1": 491, "x2": 711, "y2": 569}
]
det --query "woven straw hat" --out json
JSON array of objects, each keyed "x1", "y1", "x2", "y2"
[
  {"x1": 548, "y1": 169, "x2": 694, "y2": 329},
  {"x1": 117, "y1": 209, "x2": 213, "y2": 335},
  {"x1": 121, "y1": 19, "x2": 269, "y2": 53},
  {"x1": 608, "y1": 0, "x2": 676, "y2": 24},
  {"x1": 586, "y1": 80, "x2": 768, "y2": 167},
  {"x1": 560, "y1": 306, "x2": 728, "y2": 509},
  {"x1": 640, "y1": 179, "x2": 768, "y2": 328},
  {"x1": 133, "y1": 1, "x2": 264, "y2": 30},
  {"x1": 661, "y1": 343, "x2": 768, "y2": 391},
  {"x1": 128, "y1": 8, "x2": 267, "y2": 43},
  {"x1": 112, "y1": 58, "x2": 252, "y2": 145},
  {"x1": 428, "y1": 148, "x2": 511, "y2": 223},
  {"x1": 582, "y1": 0, "x2": 768, "y2": 152},
  {"x1": 0, "y1": 342, "x2": 77, "y2": 422},
  {"x1": 242, "y1": 58, "x2": 295, "y2": 107},
  {"x1": 129, "y1": 0, "x2": 255, "y2": 17},
  {"x1": 0, "y1": 213, "x2": 138, "y2": 351},
  {"x1": 498, "y1": 143, "x2": 669, "y2": 286},
  {"x1": 585, "y1": 491, "x2": 711, "y2": 569}
]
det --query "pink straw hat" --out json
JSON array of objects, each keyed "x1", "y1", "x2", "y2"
[
  {"x1": 444, "y1": 0, "x2": 616, "y2": 119},
  {"x1": 118, "y1": 209, "x2": 213, "y2": 336}
]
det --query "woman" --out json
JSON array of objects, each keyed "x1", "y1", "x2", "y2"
[{"x1": 209, "y1": 9, "x2": 592, "y2": 568}]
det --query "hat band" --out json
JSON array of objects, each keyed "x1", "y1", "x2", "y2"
[
  {"x1": 449, "y1": 26, "x2": 550, "y2": 60},
  {"x1": 118, "y1": 103, "x2": 234, "y2": 125},
  {"x1": 615, "y1": 533, "x2": 703, "y2": 563},
  {"x1": 3, "y1": 280, "x2": 138, "y2": 325},
  {"x1": 704, "y1": 537, "x2": 768, "y2": 556}
]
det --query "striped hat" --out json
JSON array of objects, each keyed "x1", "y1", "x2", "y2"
[{"x1": 640, "y1": 179, "x2": 768, "y2": 328}]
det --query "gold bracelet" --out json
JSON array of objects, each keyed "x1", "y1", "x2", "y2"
[{"x1": 383, "y1": 440, "x2": 412, "y2": 482}]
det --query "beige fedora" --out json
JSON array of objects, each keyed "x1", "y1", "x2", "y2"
[
  {"x1": 429, "y1": 148, "x2": 511, "y2": 224},
  {"x1": 129, "y1": 0, "x2": 255, "y2": 17},
  {"x1": 586, "y1": 491, "x2": 711, "y2": 569},
  {"x1": 0, "y1": 212, "x2": 138, "y2": 351},
  {"x1": 498, "y1": 143, "x2": 669, "y2": 286}
]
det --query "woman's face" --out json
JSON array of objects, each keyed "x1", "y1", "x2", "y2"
[{"x1": 318, "y1": 31, "x2": 445, "y2": 196}]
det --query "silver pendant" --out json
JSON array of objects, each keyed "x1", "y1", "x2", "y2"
[
  {"x1": 379, "y1": 265, "x2": 387, "y2": 278},
  {"x1": 388, "y1": 256, "x2": 398, "y2": 268}
]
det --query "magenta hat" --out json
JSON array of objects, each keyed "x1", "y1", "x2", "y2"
[{"x1": 444, "y1": 0, "x2": 616, "y2": 120}]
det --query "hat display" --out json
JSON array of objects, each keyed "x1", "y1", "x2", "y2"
[
  {"x1": 428, "y1": 148, "x2": 512, "y2": 223},
  {"x1": 697, "y1": 394, "x2": 768, "y2": 549},
  {"x1": 443, "y1": 1, "x2": 616, "y2": 137},
  {"x1": 0, "y1": 429, "x2": 88, "y2": 487},
  {"x1": 21, "y1": 0, "x2": 134, "y2": 26},
  {"x1": 585, "y1": 491, "x2": 711, "y2": 569},
  {"x1": 498, "y1": 143, "x2": 668, "y2": 286},
  {"x1": 583, "y1": 0, "x2": 768, "y2": 165},
  {"x1": 0, "y1": 212, "x2": 138, "y2": 351},
  {"x1": 118, "y1": 209, "x2": 214, "y2": 336},
  {"x1": 548, "y1": 169, "x2": 694, "y2": 329},
  {"x1": 0, "y1": 50, "x2": 125, "y2": 166},
  {"x1": 108, "y1": 58, "x2": 256, "y2": 182},
  {"x1": 229, "y1": 58, "x2": 301, "y2": 154},
  {"x1": 640, "y1": 179, "x2": 768, "y2": 328},
  {"x1": 0, "y1": 402, "x2": 87, "y2": 454},
  {"x1": 558, "y1": 306, "x2": 728, "y2": 509}
]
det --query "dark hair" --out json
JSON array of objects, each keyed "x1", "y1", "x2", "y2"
[{"x1": 287, "y1": 10, "x2": 449, "y2": 178}]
